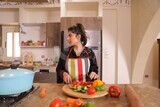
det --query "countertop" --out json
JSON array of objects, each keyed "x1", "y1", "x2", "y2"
[
  {"x1": 16, "y1": 83, "x2": 160, "y2": 107},
  {"x1": 16, "y1": 83, "x2": 129, "y2": 107},
  {"x1": 0, "y1": 63, "x2": 56, "y2": 70},
  {"x1": 0, "y1": 64, "x2": 56, "y2": 68},
  {"x1": 125, "y1": 84, "x2": 160, "y2": 107}
]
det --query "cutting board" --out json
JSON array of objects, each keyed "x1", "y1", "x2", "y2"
[{"x1": 62, "y1": 85, "x2": 109, "y2": 98}]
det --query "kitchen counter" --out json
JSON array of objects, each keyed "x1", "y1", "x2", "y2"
[
  {"x1": 125, "y1": 84, "x2": 160, "y2": 107},
  {"x1": 0, "y1": 63, "x2": 56, "y2": 71},
  {"x1": 16, "y1": 83, "x2": 160, "y2": 107},
  {"x1": 16, "y1": 83, "x2": 129, "y2": 107}
]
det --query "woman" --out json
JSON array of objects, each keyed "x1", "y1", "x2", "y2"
[{"x1": 56, "y1": 23, "x2": 99, "y2": 83}]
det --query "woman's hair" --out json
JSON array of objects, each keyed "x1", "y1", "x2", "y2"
[{"x1": 68, "y1": 23, "x2": 87, "y2": 46}]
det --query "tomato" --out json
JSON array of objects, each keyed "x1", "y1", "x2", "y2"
[
  {"x1": 109, "y1": 85, "x2": 121, "y2": 97},
  {"x1": 50, "y1": 98, "x2": 62, "y2": 107},
  {"x1": 87, "y1": 87, "x2": 96, "y2": 95}
]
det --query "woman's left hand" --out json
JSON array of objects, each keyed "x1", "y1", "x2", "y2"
[{"x1": 89, "y1": 72, "x2": 98, "y2": 80}]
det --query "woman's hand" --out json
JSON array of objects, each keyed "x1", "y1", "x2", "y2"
[
  {"x1": 63, "y1": 72, "x2": 72, "y2": 83},
  {"x1": 89, "y1": 72, "x2": 99, "y2": 80}
]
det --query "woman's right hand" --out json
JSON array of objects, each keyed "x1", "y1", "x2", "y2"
[{"x1": 63, "y1": 72, "x2": 72, "y2": 83}]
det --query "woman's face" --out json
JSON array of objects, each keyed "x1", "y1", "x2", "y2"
[{"x1": 66, "y1": 31, "x2": 81, "y2": 46}]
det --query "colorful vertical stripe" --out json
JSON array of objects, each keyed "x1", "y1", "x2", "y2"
[
  {"x1": 77, "y1": 58, "x2": 83, "y2": 81},
  {"x1": 70, "y1": 59, "x2": 76, "y2": 81},
  {"x1": 66, "y1": 58, "x2": 90, "y2": 82}
]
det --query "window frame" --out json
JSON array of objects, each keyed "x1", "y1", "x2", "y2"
[{"x1": 2, "y1": 26, "x2": 21, "y2": 61}]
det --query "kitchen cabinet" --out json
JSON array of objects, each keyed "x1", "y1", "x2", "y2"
[
  {"x1": 0, "y1": 4, "x2": 60, "y2": 24},
  {"x1": 20, "y1": 5, "x2": 60, "y2": 23},
  {"x1": 33, "y1": 72, "x2": 56, "y2": 83},
  {"x1": 46, "y1": 22, "x2": 60, "y2": 47},
  {"x1": 0, "y1": 7, "x2": 19, "y2": 24},
  {"x1": 20, "y1": 23, "x2": 46, "y2": 47},
  {"x1": 20, "y1": 22, "x2": 60, "y2": 48},
  {"x1": 61, "y1": 17, "x2": 102, "y2": 30},
  {"x1": 61, "y1": 0, "x2": 102, "y2": 17},
  {"x1": 0, "y1": 25, "x2": 2, "y2": 47},
  {"x1": 157, "y1": 38, "x2": 160, "y2": 88}
]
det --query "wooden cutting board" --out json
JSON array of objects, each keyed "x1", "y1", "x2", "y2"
[{"x1": 62, "y1": 85, "x2": 109, "y2": 98}]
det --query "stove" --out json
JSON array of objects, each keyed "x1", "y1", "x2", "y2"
[{"x1": 0, "y1": 86, "x2": 39, "y2": 107}]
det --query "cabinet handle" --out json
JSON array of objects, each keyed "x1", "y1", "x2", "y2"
[
  {"x1": 46, "y1": 38, "x2": 48, "y2": 47},
  {"x1": 5, "y1": 42, "x2": 6, "y2": 48}
]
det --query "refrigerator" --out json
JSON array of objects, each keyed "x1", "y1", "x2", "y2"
[{"x1": 61, "y1": 30, "x2": 102, "y2": 79}]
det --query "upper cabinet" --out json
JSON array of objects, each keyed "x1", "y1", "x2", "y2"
[
  {"x1": 61, "y1": 17, "x2": 102, "y2": 30},
  {"x1": 20, "y1": 22, "x2": 60, "y2": 48},
  {"x1": 0, "y1": 4, "x2": 60, "y2": 24},
  {"x1": 0, "y1": 7, "x2": 19, "y2": 24},
  {"x1": 46, "y1": 22, "x2": 60, "y2": 47},
  {"x1": 19, "y1": 5, "x2": 60, "y2": 23},
  {"x1": 61, "y1": 0, "x2": 102, "y2": 17},
  {"x1": 0, "y1": 25, "x2": 2, "y2": 47},
  {"x1": 20, "y1": 23, "x2": 46, "y2": 47}
]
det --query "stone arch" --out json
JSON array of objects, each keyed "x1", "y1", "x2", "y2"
[{"x1": 132, "y1": 8, "x2": 160, "y2": 83}]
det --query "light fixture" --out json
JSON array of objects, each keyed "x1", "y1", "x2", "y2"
[{"x1": 20, "y1": 25, "x2": 26, "y2": 34}]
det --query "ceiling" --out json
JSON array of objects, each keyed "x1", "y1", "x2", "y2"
[{"x1": 0, "y1": 0, "x2": 48, "y2": 2}]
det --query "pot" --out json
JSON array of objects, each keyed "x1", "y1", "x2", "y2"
[{"x1": 0, "y1": 68, "x2": 35, "y2": 95}]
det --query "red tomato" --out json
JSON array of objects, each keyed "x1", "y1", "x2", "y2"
[
  {"x1": 87, "y1": 87, "x2": 96, "y2": 95},
  {"x1": 50, "y1": 98, "x2": 62, "y2": 107}
]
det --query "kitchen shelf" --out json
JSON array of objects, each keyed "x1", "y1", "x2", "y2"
[{"x1": 21, "y1": 46, "x2": 46, "y2": 48}]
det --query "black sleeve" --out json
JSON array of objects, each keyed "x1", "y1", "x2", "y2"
[
  {"x1": 88, "y1": 48, "x2": 98, "y2": 75},
  {"x1": 56, "y1": 49, "x2": 68, "y2": 83}
]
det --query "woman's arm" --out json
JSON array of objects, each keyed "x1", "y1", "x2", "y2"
[
  {"x1": 89, "y1": 49, "x2": 98, "y2": 74},
  {"x1": 56, "y1": 50, "x2": 68, "y2": 83},
  {"x1": 88, "y1": 48, "x2": 99, "y2": 80}
]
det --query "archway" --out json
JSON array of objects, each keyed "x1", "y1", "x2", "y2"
[{"x1": 132, "y1": 8, "x2": 160, "y2": 83}]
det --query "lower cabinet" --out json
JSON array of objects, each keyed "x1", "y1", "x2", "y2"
[{"x1": 33, "y1": 72, "x2": 56, "y2": 83}]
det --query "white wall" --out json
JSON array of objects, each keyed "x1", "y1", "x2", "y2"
[{"x1": 102, "y1": 5, "x2": 131, "y2": 84}]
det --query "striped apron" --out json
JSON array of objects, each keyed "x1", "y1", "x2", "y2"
[{"x1": 65, "y1": 48, "x2": 90, "y2": 82}]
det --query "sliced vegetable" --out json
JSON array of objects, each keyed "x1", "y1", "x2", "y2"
[
  {"x1": 39, "y1": 88, "x2": 46, "y2": 98},
  {"x1": 82, "y1": 101, "x2": 94, "y2": 107},
  {"x1": 109, "y1": 85, "x2": 121, "y2": 97},
  {"x1": 96, "y1": 85, "x2": 105, "y2": 91},
  {"x1": 66, "y1": 97, "x2": 76, "y2": 104},
  {"x1": 50, "y1": 98, "x2": 62, "y2": 107}
]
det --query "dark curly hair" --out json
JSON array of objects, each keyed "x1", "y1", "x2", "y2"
[{"x1": 68, "y1": 23, "x2": 87, "y2": 46}]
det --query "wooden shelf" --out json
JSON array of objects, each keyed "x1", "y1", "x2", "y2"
[{"x1": 21, "y1": 45, "x2": 46, "y2": 48}]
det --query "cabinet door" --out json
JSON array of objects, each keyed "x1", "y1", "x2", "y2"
[
  {"x1": 0, "y1": 25, "x2": 2, "y2": 47},
  {"x1": 61, "y1": 17, "x2": 102, "y2": 30},
  {"x1": 46, "y1": 22, "x2": 60, "y2": 47}
]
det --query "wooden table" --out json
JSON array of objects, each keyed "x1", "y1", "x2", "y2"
[{"x1": 16, "y1": 83, "x2": 129, "y2": 107}]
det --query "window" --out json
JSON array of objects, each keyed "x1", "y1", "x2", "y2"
[
  {"x1": 2, "y1": 26, "x2": 21, "y2": 60},
  {"x1": 6, "y1": 32, "x2": 20, "y2": 58}
]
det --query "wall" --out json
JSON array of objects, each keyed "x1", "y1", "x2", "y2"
[
  {"x1": 132, "y1": 0, "x2": 160, "y2": 85},
  {"x1": 102, "y1": 0, "x2": 131, "y2": 84}
]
